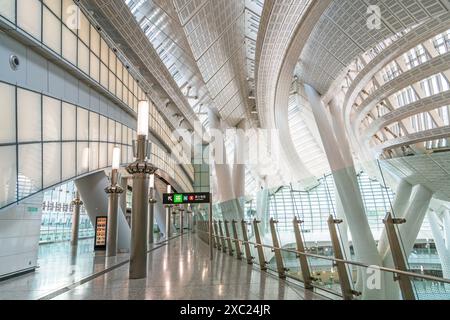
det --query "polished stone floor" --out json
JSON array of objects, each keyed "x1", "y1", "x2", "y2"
[
  {"x1": 53, "y1": 234, "x2": 325, "y2": 300},
  {"x1": 0, "y1": 233, "x2": 325, "y2": 300},
  {"x1": 0, "y1": 239, "x2": 129, "y2": 300}
]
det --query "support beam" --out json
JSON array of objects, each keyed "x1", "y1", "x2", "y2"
[
  {"x1": 378, "y1": 179, "x2": 413, "y2": 257},
  {"x1": 382, "y1": 184, "x2": 433, "y2": 299},
  {"x1": 70, "y1": 192, "x2": 82, "y2": 247},
  {"x1": 429, "y1": 210, "x2": 450, "y2": 279},
  {"x1": 75, "y1": 172, "x2": 130, "y2": 252},
  {"x1": 305, "y1": 84, "x2": 382, "y2": 299}
]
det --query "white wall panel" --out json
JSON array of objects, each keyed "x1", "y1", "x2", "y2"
[
  {"x1": 0, "y1": 146, "x2": 16, "y2": 207},
  {"x1": 77, "y1": 107, "x2": 89, "y2": 141},
  {"x1": 77, "y1": 40, "x2": 89, "y2": 74},
  {"x1": 43, "y1": 142, "x2": 61, "y2": 187},
  {"x1": 0, "y1": 0, "x2": 15, "y2": 22},
  {"x1": 89, "y1": 112, "x2": 99, "y2": 141},
  {"x1": 62, "y1": 26, "x2": 77, "y2": 65},
  {"x1": 43, "y1": 7, "x2": 62, "y2": 54},
  {"x1": 0, "y1": 82, "x2": 15, "y2": 144},
  {"x1": 61, "y1": 142, "x2": 75, "y2": 180},
  {"x1": 17, "y1": 89, "x2": 41, "y2": 143},
  {"x1": 89, "y1": 142, "x2": 99, "y2": 171},
  {"x1": 62, "y1": 102, "x2": 76, "y2": 140},
  {"x1": 77, "y1": 141, "x2": 89, "y2": 175},
  {"x1": 0, "y1": 193, "x2": 43, "y2": 279},
  {"x1": 44, "y1": 0, "x2": 62, "y2": 18},
  {"x1": 17, "y1": 0, "x2": 42, "y2": 39},
  {"x1": 18, "y1": 143, "x2": 42, "y2": 198},
  {"x1": 43, "y1": 96, "x2": 61, "y2": 141}
]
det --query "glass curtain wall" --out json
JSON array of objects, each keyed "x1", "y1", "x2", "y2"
[{"x1": 40, "y1": 181, "x2": 94, "y2": 244}]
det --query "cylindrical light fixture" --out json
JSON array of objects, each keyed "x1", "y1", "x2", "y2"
[
  {"x1": 112, "y1": 146, "x2": 121, "y2": 170},
  {"x1": 148, "y1": 173, "x2": 156, "y2": 246},
  {"x1": 126, "y1": 100, "x2": 156, "y2": 279},
  {"x1": 137, "y1": 100, "x2": 149, "y2": 137},
  {"x1": 165, "y1": 184, "x2": 172, "y2": 238}
]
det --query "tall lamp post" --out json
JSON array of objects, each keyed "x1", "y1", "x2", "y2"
[
  {"x1": 126, "y1": 99, "x2": 156, "y2": 279},
  {"x1": 148, "y1": 174, "x2": 156, "y2": 246},
  {"x1": 179, "y1": 205, "x2": 185, "y2": 234},
  {"x1": 105, "y1": 147, "x2": 124, "y2": 257},
  {"x1": 165, "y1": 185, "x2": 173, "y2": 239},
  {"x1": 71, "y1": 191, "x2": 83, "y2": 247},
  {"x1": 187, "y1": 204, "x2": 193, "y2": 233}
]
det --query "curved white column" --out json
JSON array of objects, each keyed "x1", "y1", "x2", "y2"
[
  {"x1": 304, "y1": 84, "x2": 382, "y2": 299},
  {"x1": 378, "y1": 179, "x2": 413, "y2": 257},
  {"x1": 429, "y1": 210, "x2": 450, "y2": 279},
  {"x1": 400, "y1": 185, "x2": 433, "y2": 254},
  {"x1": 208, "y1": 108, "x2": 235, "y2": 203},
  {"x1": 444, "y1": 209, "x2": 450, "y2": 252},
  {"x1": 232, "y1": 122, "x2": 246, "y2": 200},
  {"x1": 256, "y1": 189, "x2": 270, "y2": 236},
  {"x1": 382, "y1": 184, "x2": 433, "y2": 299},
  {"x1": 75, "y1": 171, "x2": 131, "y2": 252}
]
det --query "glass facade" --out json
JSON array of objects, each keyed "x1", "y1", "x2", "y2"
[
  {"x1": 0, "y1": 0, "x2": 194, "y2": 199},
  {"x1": 0, "y1": 81, "x2": 135, "y2": 210},
  {"x1": 40, "y1": 181, "x2": 94, "y2": 244},
  {"x1": 266, "y1": 171, "x2": 400, "y2": 235}
]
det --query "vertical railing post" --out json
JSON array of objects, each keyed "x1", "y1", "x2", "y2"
[
  {"x1": 241, "y1": 220, "x2": 254, "y2": 264},
  {"x1": 213, "y1": 220, "x2": 221, "y2": 251},
  {"x1": 218, "y1": 220, "x2": 227, "y2": 253},
  {"x1": 253, "y1": 219, "x2": 267, "y2": 271},
  {"x1": 210, "y1": 220, "x2": 218, "y2": 248},
  {"x1": 224, "y1": 220, "x2": 234, "y2": 256},
  {"x1": 232, "y1": 220, "x2": 243, "y2": 260},
  {"x1": 383, "y1": 212, "x2": 416, "y2": 300},
  {"x1": 327, "y1": 215, "x2": 354, "y2": 300},
  {"x1": 293, "y1": 217, "x2": 313, "y2": 289},
  {"x1": 208, "y1": 197, "x2": 213, "y2": 261},
  {"x1": 269, "y1": 218, "x2": 287, "y2": 278}
]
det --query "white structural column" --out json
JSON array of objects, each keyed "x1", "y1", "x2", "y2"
[
  {"x1": 233, "y1": 121, "x2": 246, "y2": 200},
  {"x1": 445, "y1": 210, "x2": 450, "y2": 256},
  {"x1": 232, "y1": 120, "x2": 247, "y2": 221},
  {"x1": 75, "y1": 172, "x2": 131, "y2": 252},
  {"x1": 381, "y1": 184, "x2": 433, "y2": 299},
  {"x1": 335, "y1": 191, "x2": 351, "y2": 259},
  {"x1": 304, "y1": 84, "x2": 382, "y2": 299},
  {"x1": 329, "y1": 98, "x2": 353, "y2": 167},
  {"x1": 256, "y1": 188, "x2": 270, "y2": 235},
  {"x1": 429, "y1": 209, "x2": 450, "y2": 279},
  {"x1": 399, "y1": 185, "x2": 433, "y2": 254},
  {"x1": 378, "y1": 179, "x2": 413, "y2": 258},
  {"x1": 208, "y1": 108, "x2": 235, "y2": 203},
  {"x1": 70, "y1": 192, "x2": 82, "y2": 247}
]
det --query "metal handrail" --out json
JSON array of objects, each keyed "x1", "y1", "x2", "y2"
[{"x1": 196, "y1": 227, "x2": 450, "y2": 285}]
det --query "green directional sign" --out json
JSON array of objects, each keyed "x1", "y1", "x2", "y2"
[
  {"x1": 163, "y1": 193, "x2": 211, "y2": 205},
  {"x1": 174, "y1": 194, "x2": 183, "y2": 204}
]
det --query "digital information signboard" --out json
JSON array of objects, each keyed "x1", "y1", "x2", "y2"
[
  {"x1": 94, "y1": 216, "x2": 107, "y2": 251},
  {"x1": 162, "y1": 192, "x2": 211, "y2": 205}
]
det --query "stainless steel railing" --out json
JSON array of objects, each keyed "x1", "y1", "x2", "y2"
[{"x1": 195, "y1": 216, "x2": 450, "y2": 300}]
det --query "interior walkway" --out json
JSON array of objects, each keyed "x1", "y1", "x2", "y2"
[
  {"x1": 0, "y1": 239, "x2": 129, "y2": 300},
  {"x1": 51, "y1": 234, "x2": 325, "y2": 300},
  {"x1": 0, "y1": 233, "x2": 326, "y2": 300}
]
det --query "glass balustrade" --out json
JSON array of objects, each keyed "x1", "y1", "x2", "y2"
[{"x1": 193, "y1": 163, "x2": 450, "y2": 300}]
